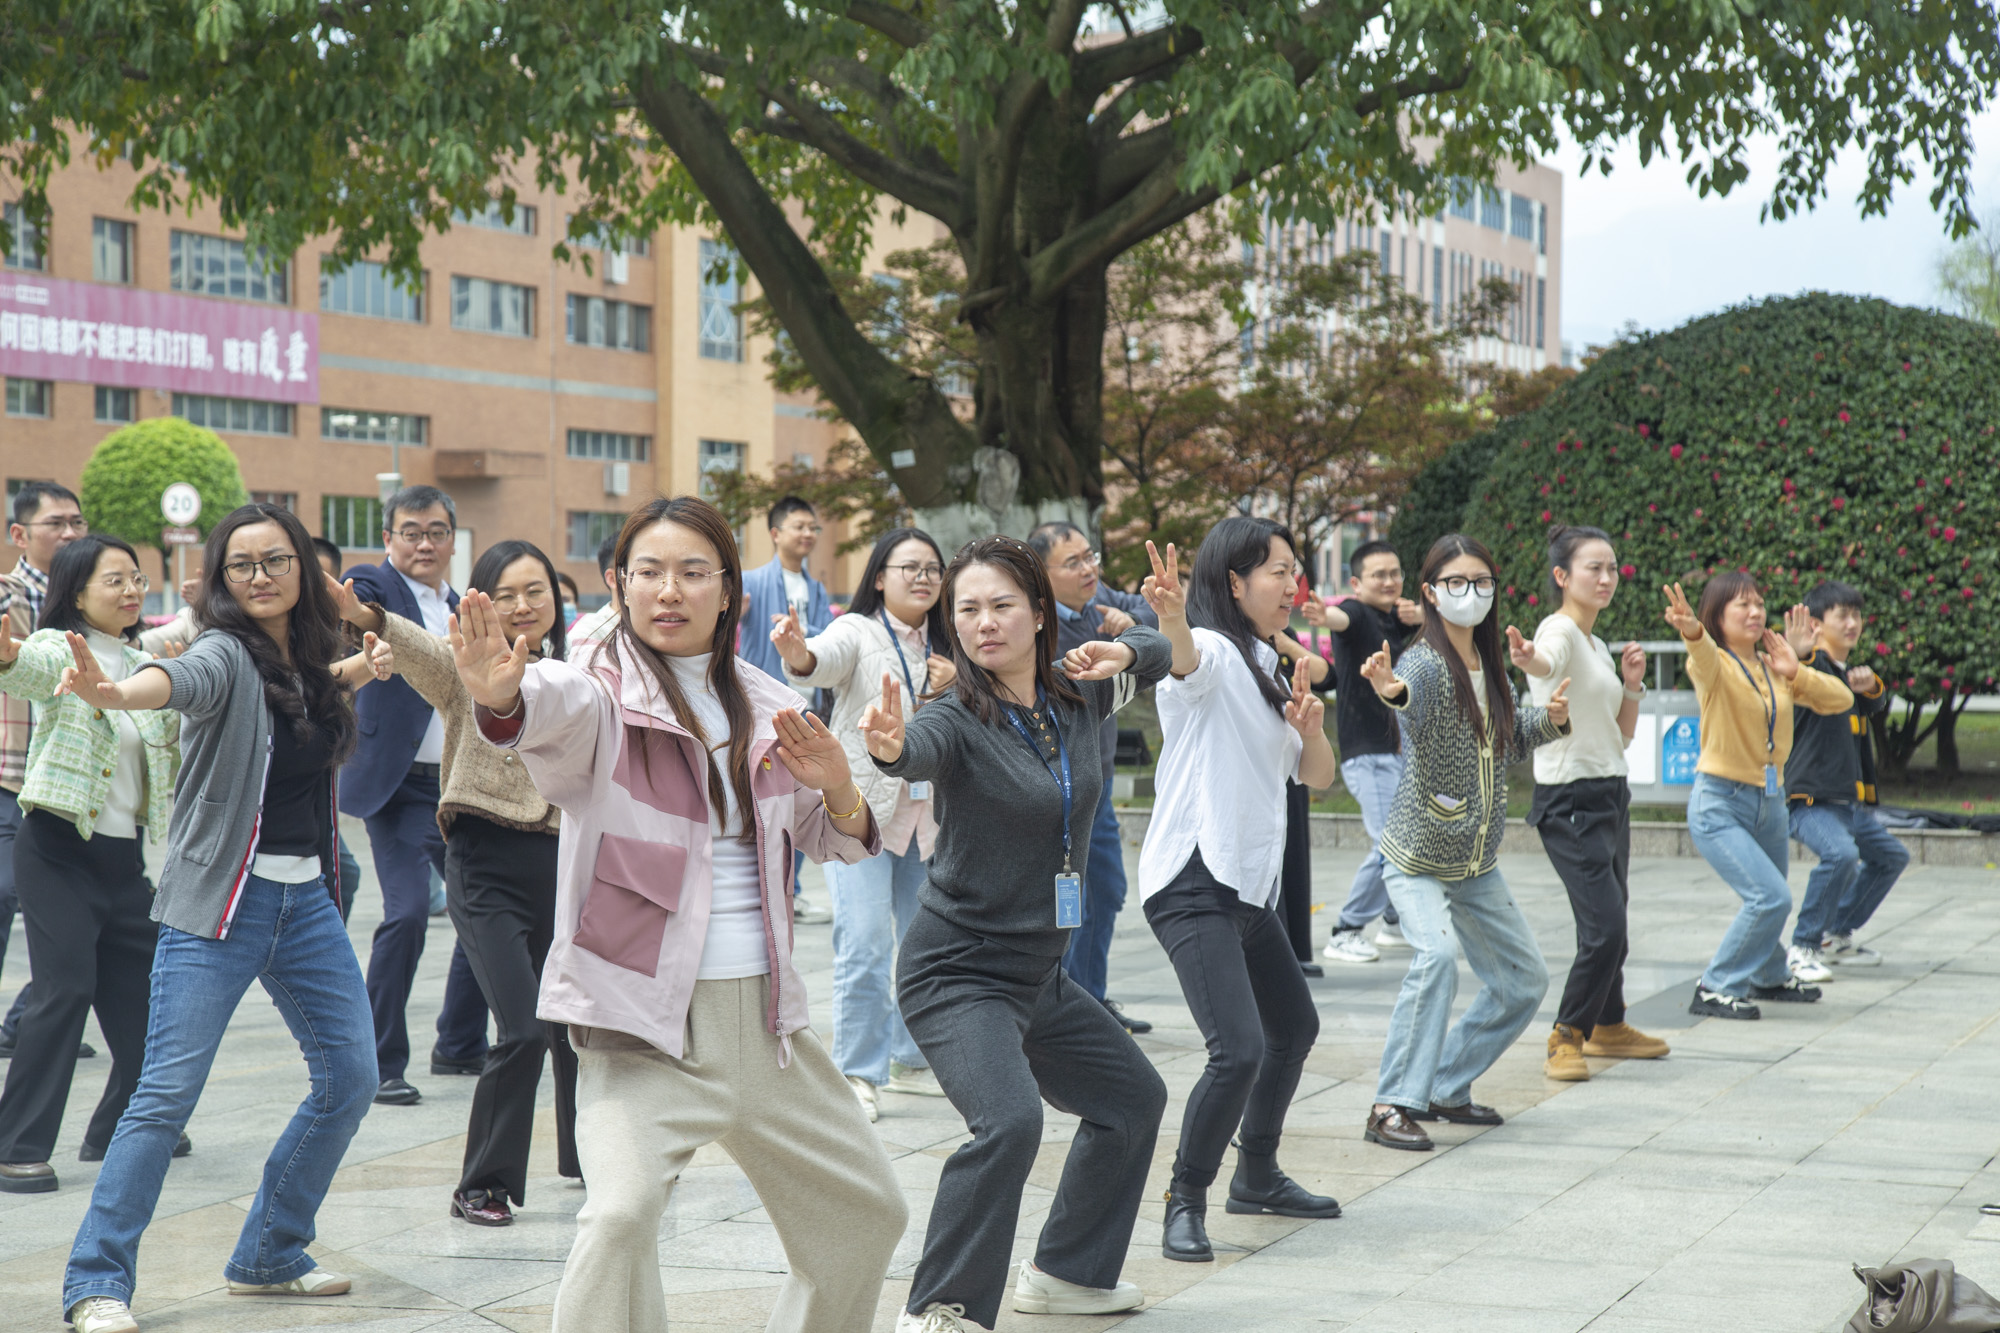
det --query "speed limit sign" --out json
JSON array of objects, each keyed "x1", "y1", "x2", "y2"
[{"x1": 160, "y1": 483, "x2": 202, "y2": 528}]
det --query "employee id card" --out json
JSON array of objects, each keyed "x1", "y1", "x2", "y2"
[
  {"x1": 1055, "y1": 872, "x2": 1083, "y2": 928},
  {"x1": 1764, "y1": 764, "x2": 1779, "y2": 796},
  {"x1": 908, "y1": 780, "x2": 933, "y2": 801}
]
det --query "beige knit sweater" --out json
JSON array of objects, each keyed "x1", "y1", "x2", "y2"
[{"x1": 376, "y1": 610, "x2": 561, "y2": 838}]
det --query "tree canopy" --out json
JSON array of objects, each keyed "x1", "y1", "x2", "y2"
[{"x1": 79, "y1": 418, "x2": 248, "y2": 551}]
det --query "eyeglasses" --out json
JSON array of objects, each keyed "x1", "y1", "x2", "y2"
[
  {"x1": 223, "y1": 555, "x2": 297, "y2": 583},
  {"x1": 621, "y1": 566, "x2": 722, "y2": 594},
  {"x1": 888, "y1": 562, "x2": 944, "y2": 583},
  {"x1": 390, "y1": 526, "x2": 454, "y2": 546},
  {"x1": 489, "y1": 586, "x2": 552, "y2": 613},
  {"x1": 1434, "y1": 575, "x2": 1498, "y2": 596},
  {"x1": 27, "y1": 516, "x2": 88, "y2": 535},
  {"x1": 1057, "y1": 551, "x2": 1101, "y2": 574},
  {"x1": 95, "y1": 573, "x2": 149, "y2": 594},
  {"x1": 779, "y1": 522, "x2": 824, "y2": 536}
]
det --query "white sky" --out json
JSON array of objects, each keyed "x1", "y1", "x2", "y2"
[{"x1": 1554, "y1": 109, "x2": 2000, "y2": 353}]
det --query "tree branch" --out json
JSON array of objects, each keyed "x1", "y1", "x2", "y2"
[
  {"x1": 1074, "y1": 22, "x2": 1204, "y2": 95},
  {"x1": 845, "y1": 1, "x2": 931, "y2": 49},
  {"x1": 758, "y1": 80, "x2": 966, "y2": 222}
]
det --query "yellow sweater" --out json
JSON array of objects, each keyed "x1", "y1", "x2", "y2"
[{"x1": 1683, "y1": 631, "x2": 1852, "y2": 787}]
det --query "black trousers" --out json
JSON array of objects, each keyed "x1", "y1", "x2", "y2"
[
  {"x1": 897, "y1": 905, "x2": 1165, "y2": 1330},
  {"x1": 445, "y1": 815, "x2": 578, "y2": 1201},
  {"x1": 1530, "y1": 778, "x2": 1632, "y2": 1032},
  {"x1": 1144, "y1": 853, "x2": 1320, "y2": 1189},
  {"x1": 1279, "y1": 779, "x2": 1315, "y2": 962},
  {"x1": 0, "y1": 810, "x2": 156, "y2": 1162}
]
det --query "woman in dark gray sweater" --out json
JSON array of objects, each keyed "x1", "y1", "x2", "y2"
[{"x1": 863, "y1": 535, "x2": 1184, "y2": 1333}]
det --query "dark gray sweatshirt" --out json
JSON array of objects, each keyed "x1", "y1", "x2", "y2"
[{"x1": 877, "y1": 626, "x2": 1171, "y2": 954}]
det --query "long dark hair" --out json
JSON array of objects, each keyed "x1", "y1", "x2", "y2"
[
  {"x1": 1697, "y1": 569, "x2": 1764, "y2": 650},
  {"x1": 607, "y1": 496, "x2": 755, "y2": 840},
  {"x1": 941, "y1": 534, "x2": 1085, "y2": 726},
  {"x1": 1419, "y1": 533, "x2": 1514, "y2": 741},
  {"x1": 846, "y1": 528, "x2": 948, "y2": 649},
  {"x1": 196, "y1": 503, "x2": 356, "y2": 763},
  {"x1": 468, "y1": 539, "x2": 567, "y2": 663},
  {"x1": 1186, "y1": 515, "x2": 1294, "y2": 716},
  {"x1": 40, "y1": 535, "x2": 144, "y2": 644},
  {"x1": 1547, "y1": 523, "x2": 1615, "y2": 600}
]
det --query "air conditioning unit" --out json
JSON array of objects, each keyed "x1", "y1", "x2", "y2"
[
  {"x1": 607, "y1": 248, "x2": 629, "y2": 285},
  {"x1": 603, "y1": 462, "x2": 630, "y2": 496}
]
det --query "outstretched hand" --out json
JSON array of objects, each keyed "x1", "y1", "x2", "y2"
[
  {"x1": 1283, "y1": 655, "x2": 1324, "y2": 740},
  {"x1": 1139, "y1": 540, "x2": 1185, "y2": 622},
  {"x1": 773, "y1": 708, "x2": 853, "y2": 793},
  {"x1": 1299, "y1": 586, "x2": 1329, "y2": 629},
  {"x1": 0, "y1": 623, "x2": 19, "y2": 666},
  {"x1": 1360, "y1": 639, "x2": 1404, "y2": 700},
  {"x1": 55, "y1": 631, "x2": 120, "y2": 705},
  {"x1": 1545, "y1": 676, "x2": 1572, "y2": 728},
  {"x1": 1759, "y1": 627, "x2": 1802, "y2": 680},
  {"x1": 857, "y1": 672, "x2": 905, "y2": 763},
  {"x1": 450, "y1": 590, "x2": 533, "y2": 712},
  {"x1": 1062, "y1": 640, "x2": 1138, "y2": 681},
  {"x1": 1505, "y1": 625, "x2": 1540, "y2": 673},
  {"x1": 769, "y1": 608, "x2": 811, "y2": 670},
  {"x1": 362, "y1": 631, "x2": 395, "y2": 682},
  {"x1": 1662, "y1": 583, "x2": 1701, "y2": 639},
  {"x1": 325, "y1": 573, "x2": 371, "y2": 627},
  {"x1": 1781, "y1": 603, "x2": 1815, "y2": 658}
]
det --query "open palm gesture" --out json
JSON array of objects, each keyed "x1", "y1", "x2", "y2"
[
  {"x1": 1139, "y1": 540, "x2": 1185, "y2": 622},
  {"x1": 773, "y1": 708, "x2": 852, "y2": 792},
  {"x1": 1661, "y1": 583, "x2": 1701, "y2": 639},
  {"x1": 769, "y1": 608, "x2": 811, "y2": 671},
  {"x1": 450, "y1": 590, "x2": 532, "y2": 711},
  {"x1": 1283, "y1": 655, "x2": 1324, "y2": 740},
  {"x1": 1780, "y1": 603, "x2": 1815, "y2": 658},
  {"x1": 0, "y1": 623, "x2": 18, "y2": 667},
  {"x1": 858, "y1": 672, "x2": 905, "y2": 763},
  {"x1": 56, "y1": 631, "x2": 119, "y2": 704},
  {"x1": 324, "y1": 573, "x2": 371, "y2": 627},
  {"x1": 1361, "y1": 639, "x2": 1404, "y2": 701},
  {"x1": 1759, "y1": 626, "x2": 1802, "y2": 679}
]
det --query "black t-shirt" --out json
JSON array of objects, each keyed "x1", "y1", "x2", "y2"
[
  {"x1": 1330, "y1": 599, "x2": 1415, "y2": 759},
  {"x1": 260, "y1": 707, "x2": 334, "y2": 858}
]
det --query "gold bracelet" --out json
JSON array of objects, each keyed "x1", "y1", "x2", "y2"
[{"x1": 826, "y1": 784, "x2": 866, "y2": 821}]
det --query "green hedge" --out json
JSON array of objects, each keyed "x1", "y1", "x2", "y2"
[
  {"x1": 79, "y1": 418, "x2": 249, "y2": 551},
  {"x1": 1388, "y1": 425, "x2": 1510, "y2": 568}
]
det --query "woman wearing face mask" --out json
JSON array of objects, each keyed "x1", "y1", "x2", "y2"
[
  {"x1": 1663, "y1": 576, "x2": 1851, "y2": 1020},
  {"x1": 457, "y1": 496, "x2": 901, "y2": 1333},
  {"x1": 1139, "y1": 517, "x2": 1341, "y2": 1265},
  {"x1": 331, "y1": 539, "x2": 580, "y2": 1225},
  {"x1": 60, "y1": 504, "x2": 370, "y2": 1333},
  {"x1": 861, "y1": 535, "x2": 1183, "y2": 1333},
  {"x1": 769, "y1": 527, "x2": 955, "y2": 1120},
  {"x1": 0, "y1": 537, "x2": 180, "y2": 1200},
  {"x1": 1356, "y1": 534, "x2": 1570, "y2": 1154},
  {"x1": 1510, "y1": 526, "x2": 1671, "y2": 1080}
]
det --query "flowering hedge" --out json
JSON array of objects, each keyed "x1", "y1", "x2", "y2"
[{"x1": 1396, "y1": 292, "x2": 2000, "y2": 715}]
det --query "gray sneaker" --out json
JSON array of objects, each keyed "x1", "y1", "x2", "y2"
[{"x1": 1323, "y1": 928, "x2": 1380, "y2": 963}]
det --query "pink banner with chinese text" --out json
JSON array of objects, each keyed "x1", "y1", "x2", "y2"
[{"x1": 0, "y1": 275, "x2": 318, "y2": 403}]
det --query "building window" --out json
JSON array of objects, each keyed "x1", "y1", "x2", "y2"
[
  {"x1": 2, "y1": 203, "x2": 45, "y2": 272},
  {"x1": 1447, "y1": 180, "x2": 1477, "y2": 223},
  {"x1": 450, "y1": 275, "x2": 535, "y2": 337},
  {"x1": 170, "y1": 230, "x2": 289, "y2": 304},
  {"x1": 171, "y1": 392, "x2": 293, "y2": 435},
  {"x1": 698, "y1": 240, "x2": 744, "y2": 362},
  {"x1": 94, "y1": 386, "x2": 136, "y2": 423},
  {"x1": 320, "y1": 259, "x2": 425, "y2": 322},
  {"x1": 565, "y1": 215, "x2": 650, "y2": 256},
  {"x1": 1480, "y1": 188, "x2": 1505, "y2": 232},
  {"x1": 1538, "y1": 203, "x2": 1549, "y2": 256},
  {"x1": 5, "y1": 378, "x2": 52, "y2": 417},
  {"x1": 456, "y1": 197, "x2": 537, "y2": 235},
  {"x1": 566, "y1": 295, "x2": 651, "y2": 352},
  {"x1": 566, "y1": 429, "x2": 650, "y2": 462},
  {"x1": 93, "y1": 219, "x2": 134, "y2": 283},
  {"x1": 322, "y1": 407, "x2": 428, "y2": 445},
  {"x1": 1536, "y1": 277, "x2": 1547, "y2": 349},
  {"x1": 249, "y1": 490, "x2": 296, "y2": 512},
  {"x1": 1432, "y1": 247, "x2": 1444, "y2": 325},
  {"x1": 1378, "y1": 229, "x2": 1392, "y2": 279},
  {"x1": 1511, "y1": 194, "x2": 1536, "y2": 242},
  {"x1": 698, "y1": 438, "x2": 744, "y2": 499},
  {"x1": 324, "y1": 495, "x2": 385, "y2": 550},
  {"x1": 567, "y1": 510, "x2": 627, "y2": 562}
]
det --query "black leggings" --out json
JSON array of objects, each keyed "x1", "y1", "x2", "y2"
[
  {"x1": 1530, "y1": 778, "x2": 1632, "y2": 1032},
  {"x1": 1145, "y1": 852, "x2": 1320, "y2": 1189},
  {"x1": 1278, "y1": 780, "x2": 1316, "y2": 962}
]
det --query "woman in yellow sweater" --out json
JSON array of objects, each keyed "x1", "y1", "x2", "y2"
[{"x1": 1663, "y1": 574, "x2": 1851, "y2": 1019}]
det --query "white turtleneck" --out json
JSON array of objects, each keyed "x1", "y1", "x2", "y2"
[
  {"x1": 82, "y1": 627, "x2": 145, "y2": 838},
  {"x1": 665, "y1": 653, "x2": 770, "y2": 980}
]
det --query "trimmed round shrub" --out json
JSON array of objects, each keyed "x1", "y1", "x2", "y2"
[{"x1": 80, "y1": 417, "x2": 250, "y2": 550}]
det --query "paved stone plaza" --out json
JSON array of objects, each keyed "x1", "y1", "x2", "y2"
[{"x1": 2, "y1": 816, "x2": 1999, "y2": 1332}]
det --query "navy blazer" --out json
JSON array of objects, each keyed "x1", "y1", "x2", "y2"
[
  {"x1": 1054, "y1": 583, "x2": 1159, "y2": 785},
  {"x1": 339, "y1": 558, "x2": 458, "y2": 819}
]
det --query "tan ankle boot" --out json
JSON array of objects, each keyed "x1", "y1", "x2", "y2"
[
  {"x1": 1581, "y1": 1022, "x2": 1671, "y2": 1059},
  {"x1": 1544, "y1": 1024, "x2": 1589, "y2": 1081}
]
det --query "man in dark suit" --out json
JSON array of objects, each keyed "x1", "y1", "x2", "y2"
[
  {"x1": 340, "y1": 485, "x2": 488, "y2": 1106},
  {"x1": 1030, "y1": 521, "x2": 1158, "y2": 1035}
]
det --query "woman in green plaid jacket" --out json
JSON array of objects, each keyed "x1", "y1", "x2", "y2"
[{"x1": 0, "y1": 535, "x2": 178, "y2": 1197}]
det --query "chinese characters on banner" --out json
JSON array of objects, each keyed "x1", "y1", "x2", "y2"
[{"x1": 0, "y1": 275, "x2": 318, "y2": 403}]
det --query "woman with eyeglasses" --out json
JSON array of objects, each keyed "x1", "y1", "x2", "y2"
[
  {"x1": 770, "y1": 528, "x2": 957, "y2": 1120},
  {"x1": 330, "y1": 539, "x2": 580, "y2": 1225},
  {"x1": 59, "y1": 504, "x2": 372, "y2": 1333},
  {"x1": 0, "y1": 537, "x2": 180, "y2": 1201}
]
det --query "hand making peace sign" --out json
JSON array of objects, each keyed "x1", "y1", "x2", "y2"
[
  {"x1": 1139, "y1": 540, "x2": 1185, "y2": 622},
  {"x1": 1661, "y1": 583, "x2": 1702, "y2": 639}
]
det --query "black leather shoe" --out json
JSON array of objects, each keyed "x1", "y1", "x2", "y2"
[
  {"x1": 430, "y1": 1049, "x2": 486, "y2": 1076},
  {"x1": 1409, "y1": 1100, "x2": 1504, "y2": 1127},
  {"x1": 450, "y1": 1188, "x2": 515, "y2": 1226},
  {"x1": 1227, "y1": 1153, "x2": 1341, "y2": 1220},
  {"x1": 1103, "y1": 998, "x2": 1152, "y2": 1036},
  {"x1": 1162, "y1": 1181, "x2": 1212, "y2": 1262},
  {"x1": 0, "y1": 1161, "x2": 56, "y2": 1192},
  {"x1": 374, "y1": 1078, "x2": 422, "y2": 1106},
  {"x1": 78, "y1": 1042, "x2": 96, "y2": 1059},
  {"x1": 1364, "y1": 1105, "x2": 1433, "y2": 1152},
  {"x1": 79, "y1": 1132, "x2": 191, "y2": 1163},
  {"x1": 1299, "y1": 961, "x2": 1325, "y2": 978}
]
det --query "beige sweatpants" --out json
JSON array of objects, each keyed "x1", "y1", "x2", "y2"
[{"x1": 552, "y1": 977, "x2": 907, "y2": 1333}]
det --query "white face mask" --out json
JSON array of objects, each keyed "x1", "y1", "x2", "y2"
[{"x1": 1433, "y1": 584, "x2": 1494, "y2": 627}]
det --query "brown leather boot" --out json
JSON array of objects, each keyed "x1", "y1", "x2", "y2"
[
  {"x1": 1581, "y1": 1022, "x2": 1671, "y2": 1059},
  {"x1": 1544, "y1": 1023, "x2": 1589, "y2": 1081}
]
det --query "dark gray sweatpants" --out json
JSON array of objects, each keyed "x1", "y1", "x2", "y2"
[{"x1": 897, "y1": 905, "x2": 1166, "y2": 1329}]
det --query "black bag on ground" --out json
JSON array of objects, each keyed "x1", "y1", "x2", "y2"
[{"x1": 1847, "y1": 1260, "x2": 2000, "y2": 1332}]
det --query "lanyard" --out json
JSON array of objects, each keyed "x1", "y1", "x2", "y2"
[
  {"x1": 1004, "y1": 693, "x2": 1073, "y2": 873},
  {"x1": 878, "y1": 608, "x2": 929, "y2": 702},
  {"x1": 1722, "y1": 647, "x2": 1777, "y2": 755}
]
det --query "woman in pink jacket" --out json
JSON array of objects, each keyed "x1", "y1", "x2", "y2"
[{"x1": 458, "y1": 496, "x2": 904, "y2": 1333}]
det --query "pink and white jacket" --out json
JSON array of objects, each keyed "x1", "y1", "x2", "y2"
[{"x1": 477, "y1": 650, "x2": 880, "y2": 1063}]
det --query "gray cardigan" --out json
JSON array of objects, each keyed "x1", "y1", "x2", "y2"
[{"x1": 148, "y1": 631, "x2": 342, "y2": 938}]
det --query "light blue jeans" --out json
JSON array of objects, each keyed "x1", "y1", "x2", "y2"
[
  {"x1": 1688, "y1": 773, "x2": 1795, "y2": 995},
  {"x1": 63, "y1": 875, "x2": 377, "y2": 1313},
  {"x1": 826, "y1": 845, "x2": 927, "y2": 1086},
  {"x1": 1376, "y1": 866, "x2": 1548, "y2": 1110},
  {"x1": 1789, "y1": 802, "x2": 1908, "y2": 947},
  {"x1": 1336, "y1": 753, "x2": 1405, "y2": 930}
]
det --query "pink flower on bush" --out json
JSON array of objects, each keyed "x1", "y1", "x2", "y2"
[
  {"x1": 1619, "y1": 564, "x2": 1636, "y2": 578},
  {"x1": 1778, "y1": 417, "x2": 1789, "y2": 427},
  {"x1": 1875, "y1": 641, "x2": 1889, "y2": 656},
  {"x1": 1964, "y1": 588, "x2": 1976, "y2": 600},
  {"x1": 1838, "y1": 410, "x2": 1851, "y2": 423},
  {"x1": 1669, "y1": 444, "x2": 1684, "y2": 460},
  {"x1": 1945, "y1": 526, "x2": 1958, "y2": 541},
  {"x1": 1638, "y1": 423, "x2": 1651, "y2": 437},
  {"x1": 1540, "y1": 509, "x2": 1551, "y2": 523},
  {"x1": 1904, "y1": 361, "x2": 1912, "y2": 371},
  {"x1": 1831, "y1": 496, "x2": 1846, "y2": 510},
  {"x1": 1527, "y1": 594, "x2": 1540, "y2": 606},
  {"x1": 1782, "y1": 478, "x2": 1796, "y2": 495}
]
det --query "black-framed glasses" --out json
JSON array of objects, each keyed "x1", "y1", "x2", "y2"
[
  {"x1": 223, "y1": 555, "x2": 297, "y2": 583},
  {"x1": 391, "y1": 525, "x2": 454, "y2": 545},
  {"x1": 1434, "y1": 575, "x2": 1498, "y2": 596},
  {"x1": 889, "y1": 562, "x2": 944, "y2": 583}
]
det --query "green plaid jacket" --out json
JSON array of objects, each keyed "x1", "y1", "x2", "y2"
[{"x1": 0, "y1": 630, "x2": 179, "y2": 840}]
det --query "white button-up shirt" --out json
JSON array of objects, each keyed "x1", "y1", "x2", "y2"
[{"x1": 395, "y1": 565, "x2": 454, "y2": 764}]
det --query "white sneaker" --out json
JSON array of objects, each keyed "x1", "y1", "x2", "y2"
[
  {"x1": 227, "y1": 1267, "x2": 351, "y2": 1296},
  {"x1": 1374, "y1": 921, "x2": 1410, "y2": 950},
  {"x1": 1786, "y1": 944, "x2": 1834, "y2": 984},
  {"x1": 884, "y1": 1062, "x2": 947, "y2": 1097},
  {"x1": 1824, "y1": 933, "x2": 1883, "y2": 967},
  {"x1": 793, "y1": 891, "x2": 833, "y2": 925},
  {"x1": 1323, "y1": 928, "x2": 1380, "y2": 963},
  {"x1": 847, "y1": 1075, "x2": 879, "y2": 1123},
  {"x1": 1013, "y1": 1260, "x2": 1143, "y2": 1315},
  {"x1": 67, "y1": 1297, "x2": 138, "y2": 1333},
  {"x1": 897, "y1": 1303, "x2": 987, "y2": 1332}
]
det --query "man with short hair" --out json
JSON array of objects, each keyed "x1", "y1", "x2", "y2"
[
  {"x1": 340, "y1": 485, "x2": 489, "y2": 1106},
  {"x1": 1029, "y1": 520, "x2": 1158, "y2": 1035},
  {"x1": 567, "y1": 532, "x2": 623, "y2": 650}
]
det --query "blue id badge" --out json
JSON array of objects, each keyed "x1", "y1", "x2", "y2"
[
  {"x1": 1763, "y1": 765, "x2": 1779, "y2": 796},
  {"x1": 1055, "y1": 873, "x2": 1083, "y2": 928},
  {"x1": 908, "y1": 780, "x2": 933, "y2": 801}
]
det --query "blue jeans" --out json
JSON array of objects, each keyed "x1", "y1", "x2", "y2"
[
  {"x1": 1062, "y1": 778, "x2": 1128, "y2": 1002},
  {"x1": 63, "y1": 875, "x2": 377, "y2": 1312},
  {"x1": 1376, "y1": 866, "x2": 1547, "y2": 1110},
  {"x1": 1336, "y1": 753, "x2": 1404, "y2": 930},
  {"x1": 826, "y1": 845, "x2": 927, "y2": 1085},
  {"x1": 1688, "y1": 773, "x2": 1794, "y2": 995},
  {"x1": 1790, "y1": 802, "x2": 1908, "y2": 946}
]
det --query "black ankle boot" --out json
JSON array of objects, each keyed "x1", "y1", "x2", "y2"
[
  {"x1": 1226, "y1": 1145, "x2": 1341, "y2": 1219},
  {"x1": 1162, "y1": 1179, "x2": 1213, "y2": 1262}
]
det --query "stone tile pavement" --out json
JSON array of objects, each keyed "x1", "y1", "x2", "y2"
[{"x1": 2, "y1": 815, "x2": 1999, "y2": 1331}]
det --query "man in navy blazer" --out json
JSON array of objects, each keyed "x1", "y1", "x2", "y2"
[{"x1": 340, "y1": 485, "x2": 489, "y2": 1106}]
